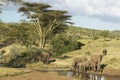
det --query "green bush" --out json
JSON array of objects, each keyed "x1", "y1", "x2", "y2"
[
  {"x1": 51, "y1": 35, "x2": 83, "y2": 56},
  {"x1": 0, "y1": 44, "x2": 41, "y2": 68}
]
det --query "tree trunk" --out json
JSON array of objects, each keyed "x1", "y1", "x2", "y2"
[
  {"x1": 41, "y1": 37, "x2": 46, "y2": 48},
  {"x1": 38, "y1": 36, "x2": 47, "y2": 48}
]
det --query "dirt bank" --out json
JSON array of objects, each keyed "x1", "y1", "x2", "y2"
[
  {"x1": 103, "y1": 69, "x2": 120, "y2": 76},
  {"x1": 0, "y1": 71, "x2": 75, "y2": 80},
  {"x1": 87, "y1": 69, "x2": 120, "y2": 76}
]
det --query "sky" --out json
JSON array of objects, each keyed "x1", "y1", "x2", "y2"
[{"x1": 0, "y1": 0, "x2": 120, "y2": 30}]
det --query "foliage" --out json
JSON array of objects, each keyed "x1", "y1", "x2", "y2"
[
  {"x1": 18, "y1": 2, "x2": 71, "y2": 48},
  {"x1": 0, "y1": 44, "x2": 41, "y2": 68},
  {"x1": 0, "y1": 22, "x2": 37, "y2": 47},
  {"x1": 99, "y1": 30, "x2": 109, "y2": 39},
  {"x1": 62, "y1": 26, "x2": 120, "y2": 40},
  {"x1": 51, "y1": 34, "x2": 83, "y2": 56},
  {"x1": 63, "y1": 26, "x2": 102, "y2": 39}
]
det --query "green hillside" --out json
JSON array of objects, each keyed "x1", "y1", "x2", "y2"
[{"x1": 63, "y1": 26, "x2": 120, "y2": 40}]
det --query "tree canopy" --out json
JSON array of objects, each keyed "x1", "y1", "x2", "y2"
[{"x1": 18, "y1": 2, "x2": 72, "y2": 48}]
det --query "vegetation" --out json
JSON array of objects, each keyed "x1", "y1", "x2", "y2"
[
  {"x1": 51, "y1": 34, "x2": 82, "y2": 57},
  {"x1": 0, "y1": 1, "x2": 120, "y2": 78},
  {"x1": 18, "y1": 2, "x2": 71, "y2": 48},
  {"x1": 0, "y1": 67, "x2": 31, "y2": 76},
  {"x1": 63, "y1": 26, "x2": 120, "y2": 40},
  {"x1": 0, "y1": 44, "x2": 41, "y2": 68}
]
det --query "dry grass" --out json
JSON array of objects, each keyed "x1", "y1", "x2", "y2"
[
  {"x1": 57, "y1": 39, "x2": 120, "y2": 70},
  {"x1": 24, "y1": 39, "x2": 120, "y2": 70},
  {"x1": 0, "y1": 67, "x2": 31, "y2": 76},
  {"x1": 0, "y1": 71, "x2": 76, "y2": 80}
]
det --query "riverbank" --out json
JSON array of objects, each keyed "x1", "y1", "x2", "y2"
[
  {"x1": 0, "y1": 71, "x2": 75, "y2": 80},
  {"x1": 87, "y1": 69, "x2": 120, "y2": 76},
  {"x1": 103, "y1": 69, "x2": 120, "y2": 76}
]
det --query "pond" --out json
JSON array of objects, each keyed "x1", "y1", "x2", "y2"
[
  {"x1": 86, "y1": 73, "x2": 120, "y2": 80},
  {"x1": 58, "y1": 70, "x2": 120, "y2": 80},
  {"x1": 36, "y1": 70, "x2": 120, "y2": 80}
]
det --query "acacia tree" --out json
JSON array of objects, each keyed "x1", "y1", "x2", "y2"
[{"x1": 18, "y1": 2, "x2": 71, "y2": 48}]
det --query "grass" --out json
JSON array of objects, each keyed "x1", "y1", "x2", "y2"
[
  {"x1": 0, "y1": 38, "x2": 119, "y2": 79},
  {"x1": 26, "y1": 62, "x2": 48, "y2": 70},
  {"x1": 26, "y1": 62, "x2": 70, "y2": 70},
  {"x1": 24, "y1": 39, "x2": 120, "y2": 71},
  {"x1": 55, "y1": 38, "x2": 120, "y2": 70},
  {"x1": 0, "y1": 67, "x2": 31, "y2": 77}
]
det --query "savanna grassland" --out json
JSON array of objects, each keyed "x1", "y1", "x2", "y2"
[
  {"x1": 0, "y1": 1, "x2": 120, "y2": 80},
  {"x1": 0, "y1": 39, "x2": 119, "y2": 80},
  {"x1": 26, "y1": 27, "x2": 120, "y2": 71},
  {"x1": 54, "y1": 38, "x2": 120, "y2": 70},
  {"x1": 0, "y1": 25, "x2": 120, "y2": 80}
]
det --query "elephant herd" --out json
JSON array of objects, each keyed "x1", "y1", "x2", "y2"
[{"x1": 72, "y1": 49, "x2": 107, "y2": 76}]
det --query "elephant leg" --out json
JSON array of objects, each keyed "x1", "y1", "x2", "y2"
[
  {"x1": 89, "y1": 66, "x2": 91, "y2": 71},
  {"x1": 72, "y1": 68, "x2": 75, "y2": 76},
  {"x1": 81, "y1": 66, "x2": 83, "y2": 73},
  {"x1": 75, "y1": 68, "x2": 78, "y2": 76},
  {"x1": 74, "y1": 68, "x2": 77, "y2": 76},
  {"x1": 93, "y1": 64, "x2": 95, "y2": 71},
  {"x1": 97, "y1": 63, "x2": 101, "y2": 72},
  {"x1": 76, "y1": 66, "x2": 79, "y2": 76},
  {"x1": 77, "y1": 67, "x2": 80, "y2": 76},
  {"x1": 84, "y1": 67, "x2": 86, "y2": 72}
]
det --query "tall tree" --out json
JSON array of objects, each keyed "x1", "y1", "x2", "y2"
[{"x1": 18, "y1": 2, "x2": 71, "y2": 48}]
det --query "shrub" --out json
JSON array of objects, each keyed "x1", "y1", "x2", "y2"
[
  {"x1": 51, "y1": 35, "x2": 84, "y2": 56},
  {"x1": 0, "y1": 44, "x2": 41, "y2": 68}
]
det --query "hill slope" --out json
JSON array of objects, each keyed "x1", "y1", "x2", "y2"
[
  {"x1": 54, "y1": 39, "x2": 120, "y2": 70},
  {"x1": 63, "y1": 26, "x2": 120, "y2": 39}
]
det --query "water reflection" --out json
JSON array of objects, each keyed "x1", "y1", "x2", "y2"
[
  {"x1": 89, "y1": 74, "x2": 120, "y2": 80},
  {"x1": 89, "y1": 74, "x2": 104, "y2": 80},
  {"x1": 58, "y1": 70, "x2": 120, "y2": 80}
]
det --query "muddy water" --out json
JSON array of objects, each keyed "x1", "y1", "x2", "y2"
[
  {"x1": 58, "y1": 70, "x2": 120, "y2": 80},
  {"x1": 104, "y1": 75, "x2": 120, "y2": 80},
  {"x1": 37, "y1": 70, "x2": 120, "y2": 80},
  {"x1": 88, "y1": 73, "x2": 120, "y2": 80}
]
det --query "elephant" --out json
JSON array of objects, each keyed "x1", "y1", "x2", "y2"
[
  {"x1": 32, "y1": 51, "x2": 51, "y2": 64},
  {"x1": 73, "y1": 56, "x2": 88, "y2": 64},
  {"x1": 90, "y1": 49, "x2": 107, "y2": 72},
  {"x1": 80, "y1": 60, "x2": 91, "y2": 71},
  {"x1": 72, "y1": 56, "x2": 87, "y2": 76}
]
